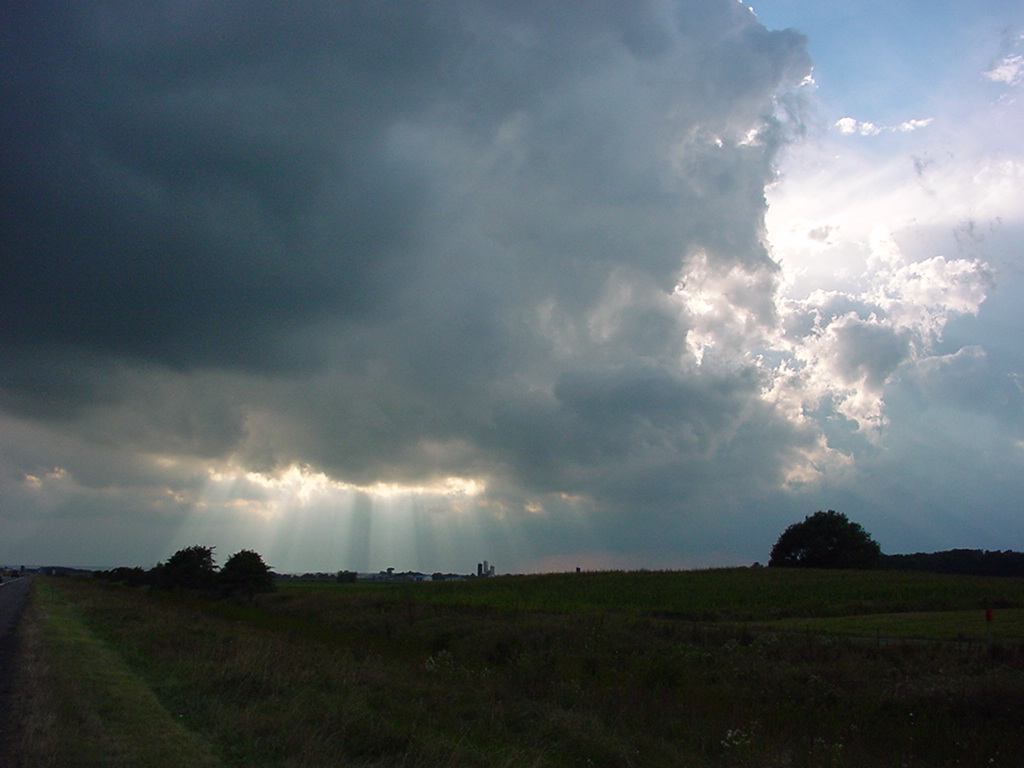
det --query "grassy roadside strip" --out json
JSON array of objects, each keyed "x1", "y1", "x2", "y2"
[{"x1": 7, "y1": 579, "x2": 222, "y2": 768}]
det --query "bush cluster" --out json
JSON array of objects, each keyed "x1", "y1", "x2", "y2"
[{"x1": 94, "y1": 545, "x2": 275, "y2": 598}]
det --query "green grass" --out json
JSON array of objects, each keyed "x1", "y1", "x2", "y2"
[
  {"x1": 9, "y1": 569, "x2": 1024, "y2": 767},
  {"x1": 7, "y1": 579, "x2": 222, "y2": 768},
  {"x1": 769, "y1": 608, "x2": 1024, "y2": 641},
  {"x1": 362, "y1": 567, "x2": 1024, "y2": 619}
]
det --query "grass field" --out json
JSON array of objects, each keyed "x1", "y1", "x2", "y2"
[{"x1": 7, "y1": 568, "x2": 1024, "y2": 767}]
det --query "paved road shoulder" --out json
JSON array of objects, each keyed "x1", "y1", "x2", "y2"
[{"x1": 0, "y1": 577, "x2": 33, "y2": 758}]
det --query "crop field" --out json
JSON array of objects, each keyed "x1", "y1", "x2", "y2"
[{"x1": 7, "y1": 568, "x2": 1024, "y2": 767}]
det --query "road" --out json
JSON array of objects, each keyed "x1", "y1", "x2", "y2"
[{"x1": 0, "y1": 577, "x2": 32, "y2": 756}]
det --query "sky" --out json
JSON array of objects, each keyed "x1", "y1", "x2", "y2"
[{"x1": 2, "y1": 0, "x2": 1022, "y2": 574}]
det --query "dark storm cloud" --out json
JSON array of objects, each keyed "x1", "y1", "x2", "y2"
[
  {"x1": 510, "y1": 363, "x2": 792, "y2": 502},
  {"x1": 3, "y1": 2, "x2": 805, "y2": 372},
  {"x1": 2, "y1": 0, "x2": 819, "y2": 567},
  {"x1": 2, "y1": 1, "x2": 448, "y2": 370}
]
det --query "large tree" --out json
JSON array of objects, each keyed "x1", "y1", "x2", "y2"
[
  {"x1": 220, "y1": 549, "x2": 275, "y2": 599},
  {"x1": 769, "y1": 510, "x2": 881, "y2": 569},
  {"x1": 152, "y1": 545, "x2": 218, "y2": 591}
]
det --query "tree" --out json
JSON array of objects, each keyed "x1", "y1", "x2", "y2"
[
  {"x1": 769, "y1": 510, "x2": 881, "y2": 569},
  {"x1": 94, "y1": 566, "x2": 149, "y2": 587},
  {"x1": 220, "y1": 549, "x2": 275, "y2": 599},
  {"x1": 152, "y1": 545, "x2": 218, "y2": 591}
]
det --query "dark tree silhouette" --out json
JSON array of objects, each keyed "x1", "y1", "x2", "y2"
[
  {"x1": 879, "y1": 549, "x2": 1024, "y2": 577},
  {"x1": 220, "y1": 549, "x2": 275, "y2": 599},
  {"x1": 152, "y1": 545, "x2": 218, "y2": 591},
  {"x1": 94, "y1": 566, "x2": 149, "y2": 587},
  {"x1": 769, "y1": 510, "x2": 881, "y2": 569}
]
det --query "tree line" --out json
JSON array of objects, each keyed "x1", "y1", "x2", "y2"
[
  {"x1": 769, "y1": 510, "x2": 1024, "y2": 577},
  {"x1": 91, "y1": 518, "x2": 1023, "y2": 589},
  {"x1": 877, "y1": 549, "x2": 1024, "y2": 577},
  {"x1": 94, "y1": 545, "x2": 275, "y2": 598}
]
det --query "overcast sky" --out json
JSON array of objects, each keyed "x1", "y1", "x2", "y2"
[{"x1": 3, "y1": 1, "x2": 1022, "y2": 573}]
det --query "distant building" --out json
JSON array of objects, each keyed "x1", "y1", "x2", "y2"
[
  {"x1": 476, "y1": 560, "x2": 496, "y2": 577},
  {"x1": 361, "y1": 569, "x2": 432, "y2": 582}
]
